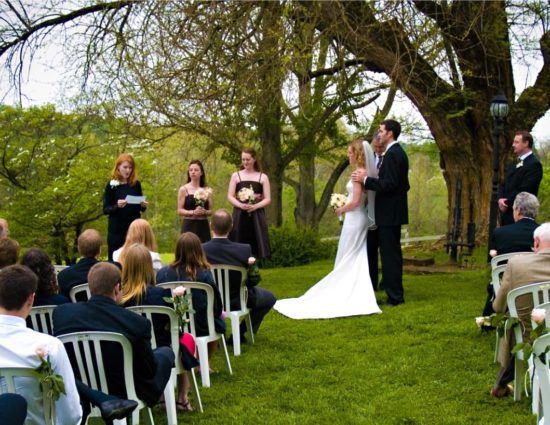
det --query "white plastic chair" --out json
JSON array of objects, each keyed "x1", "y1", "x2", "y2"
[
  {"x1": 157, "y1": 281, "x2": 232, "y2": 388},
  {"x1": 58, "y1": 331, "x2": 154, "y2": 425},
  {"x1": 210, "y1": 264, "x2": 254, "y2": 356},
  {"x1": 490, "y1": 252, "x2": 531, "y2": 270},
  {"x1": 69, "y1": 283, "x2": 90, "y2": 303},
  {"x1": 532, "y1": 333, "x2": 550, "y2": 424},
  {"x1": 507, "y1": 281, "x2": 550, "y2": 401},
  {"x1": 29, "y1": 305, "x2": 56, "y2": 335},
  {"x1": 492, "y1": 264, "x2": 508, "y2": 363},
  {"x1": 127, "y1": 305, "x2": 203, "y2": 416},
  {"x1": 0, "y1": 367, "x2": 55, "y2": 425},
  {"x1": 53, "y1": 265, "x2": 68, "y2": 275}
]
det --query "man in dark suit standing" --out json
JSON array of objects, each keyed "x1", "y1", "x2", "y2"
[
  {"x1": 498, "y1": 131, "x2": 543, "y2": 226},
  {"x1": 53, "y1": 262, "x2": 174, "y2": 411},
  {"x1": 490, "y1": 192, "x2": 539, "y2": 256},
  {"x1": 203, "y1": 209, "x2": 276, "y2": 339},
  {"x1": 352, "y1": 119, "x2": 409, "y2": 306},
  {"x1": 58, "y1": 229, "x2": 101, "y2": 297}
]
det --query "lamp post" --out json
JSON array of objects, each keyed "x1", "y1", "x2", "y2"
[{"x1": 487, "y1": 92, "x2": 510, "y2": 261}]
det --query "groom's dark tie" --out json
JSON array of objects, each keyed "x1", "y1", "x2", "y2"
[{"x1": 377, "y1": 154, "x2": 383, "y2": 170}]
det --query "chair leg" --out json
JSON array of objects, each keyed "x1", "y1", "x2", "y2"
[
  {"x1": 229, "y1": 314, "x2": 241, "y2": 356},
  {"x1": 196, "y1": 340, "x2": 211, "y2": 388},
  {"x1": 189, "y1": 370, "x2": 203, "y2": 413},
  {"x1": 164, "y1": 371, "x2": 178, "y2": 425},
  {"x1": 245, "y1": 314, "x2": 254, "y2": 344},
  {"x1": 514, "y1": 357, "x2": 524, "y2": 401},
  {"x1": 145, "y1": 408, "x2": 154, "y2": 425},
  {"x1": 219, "y1": 336, "x2": 233, "y2": 375}
]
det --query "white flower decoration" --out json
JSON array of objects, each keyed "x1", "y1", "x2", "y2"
[{"x1": 110, "y1": 179, "x2": 120, "y2": 188}]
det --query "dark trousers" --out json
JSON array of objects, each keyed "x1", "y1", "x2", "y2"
[
  {"x1": 0, "y1": 393, "x2": 27, "y2": 425},
  {"x1": 241, "y1": 287, "x2": 276, "y2": 334},
  {"x1": 367, "y1": 227, "x2": 380, "y2": 291},
  {"x1": 378, "y1": 225, "x2": 405, "y2": 305}
]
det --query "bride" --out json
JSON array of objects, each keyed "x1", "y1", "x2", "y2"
[{"x1": 274, "y1": 139, "x2": 381, "y2": 319}]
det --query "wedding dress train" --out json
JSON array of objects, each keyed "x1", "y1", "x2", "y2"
[{"x1": 274, "y1": 180, "x2": 381, "y2": 319}]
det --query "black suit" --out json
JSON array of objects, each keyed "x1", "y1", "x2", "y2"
[
  {"x1": 498, "y1": 153, "x2": 542, "y2": 225},
  {"x1": 57, "y1": 257, "x2": 99, "y2": 298},
  {"x1": 491, "y1": 218, "x2": 539, "y2": 255},
  {"x1": 53, "y1": 295, "x2": 174, "y2": 407},
  {"x1": 202, "y1": 238, "x2": 276, "y2": 334},
  {"x1": 363, "y1": 142, "x2": 409, "y2": 305}
]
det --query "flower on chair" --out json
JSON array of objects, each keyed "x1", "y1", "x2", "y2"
[
  {"x1": 31, "y1": 346, "x2": 66, "y2": 402},
  {"x1": 163, "y1": 286, "x2": 195, "y2": 332}
]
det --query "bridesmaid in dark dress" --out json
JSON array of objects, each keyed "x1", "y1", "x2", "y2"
[
  {"x1": 227, "y1": 147, "x2": 271, "y2": 258},
  {"x1": 177, "y1": 160, "x2": 212, "y2": 243},
  {"x1": 103, "y1": 153, "x2": 148, "y2": 261}
]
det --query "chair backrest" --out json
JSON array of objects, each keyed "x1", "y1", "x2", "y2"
[
  {"x1": 490, "y1": 252, "x2": 532, "y2": 270},
  {"x1": 157, "y1": 281, "x2": 216, "y2": 338},
  {"x1": 532, "y1": 333, "x2": 550, "y2": 425},
  {"x1": 126, "y1": 305, "x2": 185, "y2": 373},
  {"x1": 29, "y1": 305, "x2": 56, "y2": 335},
  {"x1": 507, "y1": 281, "x2": 550, "y2": 354},
  {"x1": 491, "y1": 264, "x2": 508, "y2": 296},
  {"x1": 57, "y1": 331, "x2": 139, "y2": 402},
  {"x1": 69, "y1": 283, "x2": 90, "y2": 303},
  {"x1": 210, "y1": 264, "x2": 248, "y2": 313},
  {"x1": 0, "y1": 367, "x2": 55, "y2": 425},
  {"x1": 53, "y1": 265, "x2": 68, "y2": 276}
]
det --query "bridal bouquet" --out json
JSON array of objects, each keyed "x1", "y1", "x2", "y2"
[
  {"x1": 330, "y1": 192, "x2": 347, "y2": 222},
  {"x1": 194, "y1": 187, "x2": 212, "y2": 208},
  {"x1": 238, "y1": 186, "x2": 256, "y2": 204}
]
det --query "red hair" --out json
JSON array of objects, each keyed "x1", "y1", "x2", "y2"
[{"x1": 111, "y1": 153, "x2": 138, "y2": 187}]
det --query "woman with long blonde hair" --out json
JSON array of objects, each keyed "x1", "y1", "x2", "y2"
[
  {"x1": 103, "y1": 153, "x2": 148, "y2": 260},
  {"x1": 122, "y1": 243, "x2": 196, "y2": 412},
  {"x1": 113, "y1": 218, "x2": 162, "y2": 272}
]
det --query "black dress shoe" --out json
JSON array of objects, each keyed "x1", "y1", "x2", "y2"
[{"x1": 99, "y1": 399, "x2": 138, "y2": 421}]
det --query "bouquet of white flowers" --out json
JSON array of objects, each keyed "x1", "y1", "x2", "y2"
[
  {"x1": 194, "y1": 187, "x2": 212, "y2": 207},
  {"x1": 330, "y1": 193, "x2": 347, "y2": 222},
  {"x1": 238, "y1": 185, "x2": 256, "y2": 204}
]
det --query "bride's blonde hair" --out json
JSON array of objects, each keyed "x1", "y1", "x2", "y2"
[{"x1": 350, "y1": 139, "x2": 366, "y2": 169}]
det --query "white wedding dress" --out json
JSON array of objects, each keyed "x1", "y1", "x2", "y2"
[{"x1": 274, "y1": 180, "x2": 381, "y2": 319}]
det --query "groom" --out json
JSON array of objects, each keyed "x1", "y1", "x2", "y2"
[{"x1": 352, "y1": 119, "x2": 409, "y2": 306}]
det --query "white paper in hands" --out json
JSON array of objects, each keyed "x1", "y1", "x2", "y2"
[{"x1": 125, "y1": 195, "x2": 146, "y2": 204}]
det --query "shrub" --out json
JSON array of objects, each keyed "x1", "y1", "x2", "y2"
[{"x1": 261, "y1": 226, "x2": 335, "y2": 268}]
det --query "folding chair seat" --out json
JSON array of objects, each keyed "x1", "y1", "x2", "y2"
[
  {"x1": 157, "y1": 281, "x2": 232, "y2": 388},
  {"x1": 58, "y1": 331, "x2": 154, "y2": 425},
  {"x1": 210, "y1": 264, "x2": 254, "y2": 356}
]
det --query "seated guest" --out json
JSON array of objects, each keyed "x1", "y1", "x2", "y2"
[
  {"x1": 53, "y1": 262, "x2": 175, "y2": 409},
  {"x1": 490, "y1": 192, "x2": 539, "y2": 257},
  {"x1": 121, "y1": 243, "x2": 196, "y2": 412},
  {"x1": 58, "y1": 229, "x2": 102, "y2": 298},
  {"x1": 0, "y1": 264, "x2": 82, "y2": 424},
  {"x1": 0, "y1": 218, "x2": 9, "y2": 238},
  {"x1": 203, "y1": 208, "x2": 276, "y2": 340},
  {"x1": 21, "y1": 248, "x2": 70, "y2": 307},
  {"x1": 113, "y1": 219, "x2": 162, "y2": 272},
  {"x1": 0, "y1": 264, "x2": 138, "y2": 423},
  {"x1": 0, "y1": 237, "x2": 19, "y2": 269},
  {"x1": 157, "y1": 232, "x2": 226, "y2": 357},
  {"x1": 483, "y1": 192, "x2": 540, "y2": 316},
  {"x1": 491, "y1": 222, "x2": 550, "y2": 397}
]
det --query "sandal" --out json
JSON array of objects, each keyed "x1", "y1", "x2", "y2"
[{"x1": 176, "y1": 400, "x2": 193, "y2": 412}]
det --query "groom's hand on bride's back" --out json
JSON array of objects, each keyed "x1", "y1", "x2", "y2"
[{"x1": 351, "y1": 169, "x2": 368, "y2": 183}]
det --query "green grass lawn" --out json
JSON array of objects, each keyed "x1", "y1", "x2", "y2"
[{"x1": 144, "y1": 259, "x2": 533, "y2": 425}]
